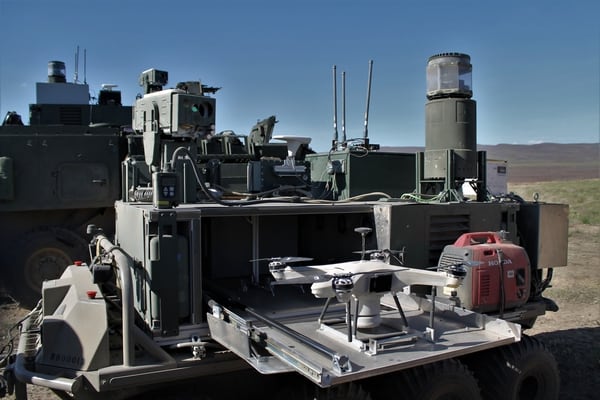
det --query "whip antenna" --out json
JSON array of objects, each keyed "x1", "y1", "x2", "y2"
[
  {"x1": 342, "y1": 71, "x2": 347, "y2": 144},
  {"x1": 84, "y1": 48, "x2": 87, "y2": 84},
  {"x1": 363, "y1": 60, "x2": 373, "y2": 146},
  {"x1": 74, "y1": 46, "x2": 79, "y2": 83},
  {"x1": 332, "y1": 65, "x2": 339, "y2": 149}
]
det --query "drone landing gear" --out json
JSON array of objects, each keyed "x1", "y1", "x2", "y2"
[
  {"x1": 316, "y1": 293, "x2": 418, "y2": 356},
  {"x1": 317, "y1": 316, "x2": 418, "y2": 356}
]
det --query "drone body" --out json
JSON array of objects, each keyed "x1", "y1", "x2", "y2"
[{"x1": 269, "y1": 259, "x2": 465, "y2": 328}]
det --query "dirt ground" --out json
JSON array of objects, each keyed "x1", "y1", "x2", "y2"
[
  {"x1": 1, "y1": 216, "x2": 599, "y2": 399},
  {"x1": 526, "y1": 223, "x2": 600, "y2": 400}
]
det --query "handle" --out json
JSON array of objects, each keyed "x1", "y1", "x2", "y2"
[{"x1": 453, "y1": 231, "x2": 502, "y2": 247}]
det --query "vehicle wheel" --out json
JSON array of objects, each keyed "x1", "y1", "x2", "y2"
[
  {"x1": 368, "y1": 358, "x2": 481, "y2": 400},
  {"x1": 463, "y1": 335, "x2": 559, "y2": 400},
  {"x1": 9, "y1": 227, "x2": 89, "y2": 308}
]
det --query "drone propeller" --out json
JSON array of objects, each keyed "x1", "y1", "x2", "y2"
[
  {"x1": 352, "y1": 249, "x2": 405, "y2": 256},
  {"x1": 352, "y1": 249, "x2": 382, "y2": 255},
  {"x1": 430, "y1": 260, "x2": 482, "y2": 270},
  {"x1": 249, "y1": 256, "x2": 313, "y2": 263}
]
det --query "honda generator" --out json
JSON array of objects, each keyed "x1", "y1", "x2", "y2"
[{"x1": 438, "y1": 231, "x2": 531, "y2": 313}]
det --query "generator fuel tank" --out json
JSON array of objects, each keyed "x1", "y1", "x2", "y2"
[{"x1": 438, "y1": 232, "x2": 530, "y2": 313}]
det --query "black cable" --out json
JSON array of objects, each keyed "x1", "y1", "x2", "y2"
[
  {"x1": 497, "y1": 249, "x2": 505, "y2": 318},
  {"x1": 0, "y1": 300, "x2": 41, "y2": 367}
]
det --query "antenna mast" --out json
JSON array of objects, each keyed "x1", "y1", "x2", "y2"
[
  {"x1": 84, "y1": 49, "x2": 87, "y2": 84},
  {"x1": 74, "y1": 46, "x2": 79, "y2": 83},
  {"x1": 363, "y1": 60, "x2": 373, "y2": 147},
  {"x1": 332, "y1": 65, "x2": 339, "y2": 149},
  {"x1": 342, "y1": 71, "x2": 347, "y2": 144}
]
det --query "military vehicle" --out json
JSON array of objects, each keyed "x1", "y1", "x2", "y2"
[
  {"x1": 1, "y1": 53, "x2": 567, "y2": 400},
  {"x1": 0, "y1": 60, "x2": 132, "y2": 307},
  {"x1": 0, "y1": 61, "x2": 292, "y2": 309}
]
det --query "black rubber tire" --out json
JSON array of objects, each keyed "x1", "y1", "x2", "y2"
[
  {"x1": 368, "y1": 358, "x2": 481, "y2": 400},
  {"x1": 9, "y1": 227, "x2": 89, "y2": 308},
  {"x1": 463, "y1": 335, "x2": 560, "y2": 400}
]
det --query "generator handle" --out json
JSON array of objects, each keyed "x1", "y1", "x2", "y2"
[{"x1": 453, "y1": 231, "x2": 502, "y2": 247}]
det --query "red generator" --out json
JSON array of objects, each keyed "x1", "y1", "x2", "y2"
[{"x1": 438, "y1": 231, "x2": 531, "y2": 314}]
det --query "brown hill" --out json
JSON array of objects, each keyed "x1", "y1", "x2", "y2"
[{"x1": 381, "y1": 143, "x2": 599, "y2": 183}]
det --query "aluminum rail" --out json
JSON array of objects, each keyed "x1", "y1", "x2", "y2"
[{"x1": 245, "y1": 307, "x2": 350, "y2": 372}]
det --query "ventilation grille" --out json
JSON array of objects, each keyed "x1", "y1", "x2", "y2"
[
  {"x1": 59, "y1": 106, "x2": 83, "y2": 125},
  {"x1": 478, "y1": 271, "x2": 491, "y2": 300},
  {"x1": 428, "y1": 214, "x2": 470, "y2": 265},
  {"x1": 438, "y1": 253, "x2": 465, "y2": 268}
]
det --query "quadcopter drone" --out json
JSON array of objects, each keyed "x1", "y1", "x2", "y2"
[{"x1": 268, "y1": 255, "x2": 466, "y2": 330}]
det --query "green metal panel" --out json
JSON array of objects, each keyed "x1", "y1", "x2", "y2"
[
  {"x1": 424, "y1": 98, "x2": 477, "y2": 179},
  {"x1": 374, "y1": 202, "x2": 519, "y2": 268},
  {"x1": 308, "y1": 150, "x2": 416, "y2": 200},
  {"x1": 0, "y1": 126, "x2": 125, "y2": 211},
  {"x1": 147, "y1": 233, "x2": 189, "y2": 336}
]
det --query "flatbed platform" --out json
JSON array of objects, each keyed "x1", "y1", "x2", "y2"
[{"x1": 207, "y1": 290, "x2": 521, "y2": 387}]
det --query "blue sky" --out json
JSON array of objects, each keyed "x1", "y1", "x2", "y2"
[{"x1": 0, "y1": 0, "x2": 598, "y2": 152}]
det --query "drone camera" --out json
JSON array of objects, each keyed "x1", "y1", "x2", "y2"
[{"x1": 368, "y1": 274, "x2": 393, "y2": 293}]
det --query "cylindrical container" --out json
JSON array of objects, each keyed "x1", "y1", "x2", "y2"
[
  {"x1": 424, "y1": 98, "x2": 477, "y2": 179},
  {"x1": 426, "y1": 53, "x2": 472, "y2": 100},
  {"x1": 424, "y1": 53, "x2": 477, "y2": 179},
  {"x1": 48, "y1": 61, "x2": 66, "y2": 83}
]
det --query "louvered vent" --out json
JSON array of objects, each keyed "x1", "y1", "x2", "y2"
[
  {"x1": 438, "y1": 253, "x2": 465, "y2": 268},
  {"x1": 478, "y1": 271, "x2": 491, "y2": 301},
  {"x1": 59, "y1": 106, "x2": 83, "y2": 125},
  {"x1": 428, "y1": 214, "x2": 470, "y2": 265}
]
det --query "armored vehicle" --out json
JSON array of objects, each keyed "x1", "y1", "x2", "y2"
[
  {"x1": 1, "y1": 53, "x2": 566, "y2": 400},
  {"x1": 0, "y1": 61, "x2": 132, "y2": 307},
  {"x1": 0, "y1": 62, "x2": 296, "y2": 308}
]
